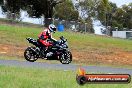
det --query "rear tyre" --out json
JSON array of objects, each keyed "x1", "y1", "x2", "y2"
[
  {"x1": 24, "y1": 47, "x2": 38, "y2": 62},
  {"x1": 59, "y1": 51, "x2": 72, "y2": 64}
]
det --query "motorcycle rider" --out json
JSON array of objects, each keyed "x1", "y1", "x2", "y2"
[{"x1": 38, "y1": 24, "x2": 57, "y2": 57}]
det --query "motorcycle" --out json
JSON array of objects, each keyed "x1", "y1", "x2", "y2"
[{"x1": 24, "y1": 36, "x2": 72, "y2": 64}]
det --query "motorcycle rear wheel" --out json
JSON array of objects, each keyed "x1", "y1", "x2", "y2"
[{"x1": 24, "y1": 47, "x2": 38, "y2": 62}]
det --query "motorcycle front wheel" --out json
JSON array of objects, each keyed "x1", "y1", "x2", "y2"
[
  {"x1": 59, "y1": 51, "x2": 72, "y2": 64},
  {"x1": 24, "y1": 47, "x2": 38, "y2": 62}
]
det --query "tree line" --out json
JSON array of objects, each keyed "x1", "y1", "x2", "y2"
[
  {"x1": 0, "y1": 0, "x2": 131, "y2": 34},
  {"x1": 78, "y1": 0, "x2": 132, "y2": 34},
  {"x1": 0, "y1": 0, "x2": 65, "y2": 27}
]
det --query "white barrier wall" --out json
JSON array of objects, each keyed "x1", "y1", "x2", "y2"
[
  {"x1": 112, "y1": 31, "x2": 132, "y2": 39},
  {"x1": 112, "y1": 31, "x2": 126, "y2": 38}
]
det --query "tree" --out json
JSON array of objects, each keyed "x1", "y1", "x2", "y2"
[
  {"x1": 97, "y1": 0, "x2": 118, "y2": 35},
  {"x1": 0, "y1": 0, "x2": 64, "y2": 27},
  {"x1": 97, "y1": 0, "x2": 112, "y2": 26},
  {"x1": 54, "y1": 0, "x2": 79, "y2": 21},
  {"x1": 85, "y1": 17, "x2": 94, "y2": 33},
  {"x1": 79, "y1": 0, "x2": 100, "y2": 19},
  {"x1": 0, "y1": 0, "x2": 3, "y2": 5},
  {"x1": 122, "y1": 4, "x2": 132, "y2": 29},
  {"x1": 2, "y1": 0, "x2": 21, "y2": 20},
  {"x1": 77, "y1": 0, "x2": 100, "y2": 33},
  {"x1": 111, "y1": 3, "x2": 132, "y2": 30}
]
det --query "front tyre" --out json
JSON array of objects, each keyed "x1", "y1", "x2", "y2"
[
  {"x1": 24, "y1": 47, "x2": 38, "y2": 62},
  {"x1": 59, "y1": 51, "x2": 72, "y2": 64}
]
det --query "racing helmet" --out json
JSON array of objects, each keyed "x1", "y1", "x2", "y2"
[{"x1": 48, "y1": 24, "x2": 56, "y2": 33}]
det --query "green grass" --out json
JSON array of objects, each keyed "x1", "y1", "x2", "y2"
[
  {"x1": 1, "y1": 24, "x2": 132, "y2": 51},
  {"x1": 0, "y1": 65, "x2": 131, "y2": 88},
  {"x1": 0, "y1": 24, "x2": 42, "y2": 45}
]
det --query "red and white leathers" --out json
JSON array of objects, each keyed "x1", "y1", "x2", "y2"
[{"x1": 38, "y1": 28, "x2": 56, "y2": 47}]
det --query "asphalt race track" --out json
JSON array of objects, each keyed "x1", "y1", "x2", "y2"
[{"x1": 0, "y1": 60, "x2": 132, "y2": 75}]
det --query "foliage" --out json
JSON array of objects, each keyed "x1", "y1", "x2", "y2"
[
  {"x1": 0, "y1": 0, "x2": 131, "y2": 31},
  {"x1": 85, "y1": 17, "x2": 94, "y2": 33},
  {"x1": 54, "y1": 0, "x2": 79, "y2": 21},
  {"x1": 79, "y1": 0, "x2": 131, "y2": 32},
  {"x1": 2, "y1": 0, "x2": 21, "y2": 20},
  {"x1": 0, "y1": 0, "x2": 3, "y2": 5},
  {"x1": 111, "y1": 3, "x2": 132, "y2": 30},
  {"x1": 79, "y1": 0, "x2": 100, "y2": 33},
  {"x1": 0, "y1": 0, "x2": 65, "y2": 26},
  {"x1": 97, "y1": 0, "x2": 112, "y2": 26}
]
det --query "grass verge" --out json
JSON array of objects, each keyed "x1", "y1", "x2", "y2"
[
  {"x1": 1, "y1": 24, "x2": 132, "y2": 50},
  {"x1": 0, "y1": 65, "x2": 132, "y2": 88}
]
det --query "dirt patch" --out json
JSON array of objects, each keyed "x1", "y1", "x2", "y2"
[
  {"x1": 72, "y1": 49, "x2": 132, "y2": 66},
  {"x1": 0, "y1": 44, "x2": 25, "y2": 57},
  {"x1": 0, "y1": 44, "x2": 132, "y2": 66}
]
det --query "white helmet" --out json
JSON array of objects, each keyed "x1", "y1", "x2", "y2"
[{"x1": 48, "y1": 24, "x2": 56, "y2": 33}]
